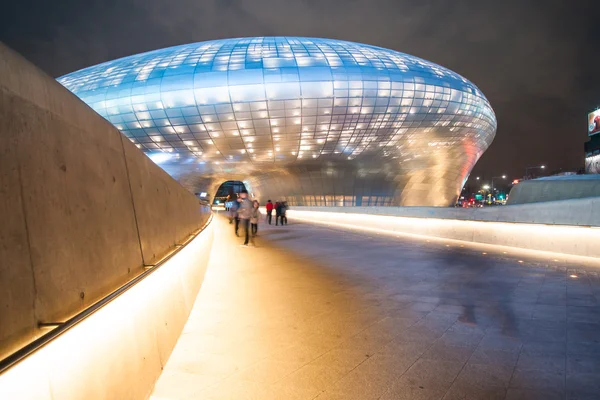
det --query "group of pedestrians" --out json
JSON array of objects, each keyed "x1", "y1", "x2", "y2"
[
  {"x1": 226, "y1": 193, "x2": 289, "y2": 247},
  {"x1": 227, "y1": 190, "x2": 260, "y2": 247},
  {"x1": 265, "y1": 200, "x2": 288, "y2": 226}
]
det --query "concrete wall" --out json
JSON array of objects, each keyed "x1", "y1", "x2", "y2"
[
  {"x1": 0, "y1": 222, "x2": 214, "y2": 400},
  {"x1": 290, "y1": 196, "x2": 600, "y2": 227},
  {"x1": 287, "y1": 201, "x2": 600, "y2": 259},
  {"x1": 0, "y1": 39, "x2": 210, "y2": 387},
  {"x1": 507, "y1": 175, "x2": 600, "y2": 205}
]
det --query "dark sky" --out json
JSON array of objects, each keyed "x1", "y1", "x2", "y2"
[{"x1": 2, "y1": 0, "x2": 598, "y2": 182}]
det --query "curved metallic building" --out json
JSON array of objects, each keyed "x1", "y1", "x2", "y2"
[{"x1": 58, "y1": 37, "x2": 496, "y2": 206}]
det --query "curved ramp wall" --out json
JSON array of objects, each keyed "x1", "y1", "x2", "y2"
[
  {"x1": 287, "y1": 199, "x2": 600, "y2": 258},
  {"x1": 290, "y1": 197, "x2": 600, "y2": 227},
  {"x1": 0, "y1": 42, "x2": 212, "y2": 398}
]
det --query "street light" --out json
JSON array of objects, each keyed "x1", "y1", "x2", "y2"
[
  {"x1": 491, "y1": 175, "x2": 506, "y2": 202},
  {"x1": 525, "y1": 165, "x2": 545, "y2": 179},
  {"x1": 480, "y1": 184, "x2": 491, "y2": 206}
]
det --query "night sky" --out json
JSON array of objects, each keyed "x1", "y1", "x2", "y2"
[{"x1": 2, "y1": 0, "x2": 598, "y2": 184}]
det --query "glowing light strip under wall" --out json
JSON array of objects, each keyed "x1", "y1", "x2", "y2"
[
  {"x1": 0, "y1": 219, "x2": 214, "y2": 400},
  {"x1": 287, "y1": 210, "x2": 600, "y2": 265}
]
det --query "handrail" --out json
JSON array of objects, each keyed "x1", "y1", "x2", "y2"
[{"x1": 0, "y1": 214, "x2": 213, "y2": 375}]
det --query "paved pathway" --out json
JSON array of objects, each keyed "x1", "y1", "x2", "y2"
[{"x1": 151, "y1": 214, "x2": 600, "y2": 400}]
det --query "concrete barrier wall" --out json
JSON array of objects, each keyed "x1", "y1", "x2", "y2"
[
  {"x1": 507, "y1": 175, "x2": 600, "y2": 205},
  {"x1": 0, "y1": 222, "x2": 213, "y2": 400},
  {"x1": 0, "y1": 39, "x2": 211, "y2": 392},
  {"x1": 121, "y1": 139, "x2": 208, "y2": 264},
  {"x1": 289, "y1": 196, "x2": 600, "y2": 227},
  {"x1": 287, "y1": 205, "x2": 600, "y2": 259}
]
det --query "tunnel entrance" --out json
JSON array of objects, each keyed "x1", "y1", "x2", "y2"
[{"x1": 213, "y1": 180, "x2": 247, "y2": 207}]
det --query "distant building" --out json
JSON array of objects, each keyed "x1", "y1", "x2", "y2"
[{"x1": 585, "y1": 109, "x2": 600, "y2": 174}]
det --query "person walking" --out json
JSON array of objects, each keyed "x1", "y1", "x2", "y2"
[
  {"x1": 275, "y1": 201, "x2": 282, "y2": 226},
  {"x1": 228, "y1": 192, "x2": 238, "y2": 222},
  {"x1": 265, "y1": 199, "x2": 274, "y2": 225},
  {"x1": 281, "y1": 201, "x2": 288, "y2": 225},
  {"x1": 237, "y1": 190, "x2": 253, "y2": 246},
  {"x1": 230, "y1": 197, "x2": 240, "y2": 235},
  {"x1": 250, "y1": 200, "x2": 260, "y2": 242}
]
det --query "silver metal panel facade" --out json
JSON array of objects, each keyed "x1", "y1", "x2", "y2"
[{"x1": 58, "y1": 37, "x2": 497, "y2": 206}]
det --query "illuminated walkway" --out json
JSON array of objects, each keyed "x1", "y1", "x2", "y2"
[{"x1": 151, "y1": 215, "x2": 600, "y2": 400}]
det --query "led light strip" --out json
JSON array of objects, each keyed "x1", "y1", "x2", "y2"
[
  {"x1": 0, "y1": 214, "x2": 213, "y2": 375},
  {"x1": 287, "y1": 210, "x2": 600, "y2": 266}
]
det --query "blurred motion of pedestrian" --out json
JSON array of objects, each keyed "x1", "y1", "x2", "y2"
[
  {"x1": 265, "y1": 199, "x2": 274, "y2": 225},
  {"x1": 275, "y1": 201, "x2": 282, "y2": 226},
  {"x1": 229, "y1": 193, "x2": 239, "y2": 233},
  {"x1": 237, "y1": 190, "x2": 253, "y2": 246},
  {"x1": 250, "y1": 200, "x2": 260, "y2": 239},
  {"x1": 281, "y1": 201, "x2": 288, "y2": 225}
]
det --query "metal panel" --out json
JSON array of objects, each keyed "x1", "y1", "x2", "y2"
[{"x1": 58, "y1": 37, "x2": 497, "y2": 206}]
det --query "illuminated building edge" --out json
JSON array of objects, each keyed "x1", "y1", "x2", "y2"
[{"x1": 58, "y1": 37, "x2": 497, "y2": 206}]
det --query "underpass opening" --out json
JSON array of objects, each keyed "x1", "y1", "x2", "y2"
[{"x1": 213, "y1": 180, "x2": 247, "y2": 207}]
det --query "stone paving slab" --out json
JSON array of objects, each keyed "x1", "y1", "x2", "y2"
[{"x1": 151, "y1": 214, "x2": 600, "y2": 400}]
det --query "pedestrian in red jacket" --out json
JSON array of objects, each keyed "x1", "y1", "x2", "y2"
[{"x1": 265, "y1": 199, "x2": 274, "y2": 225}]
